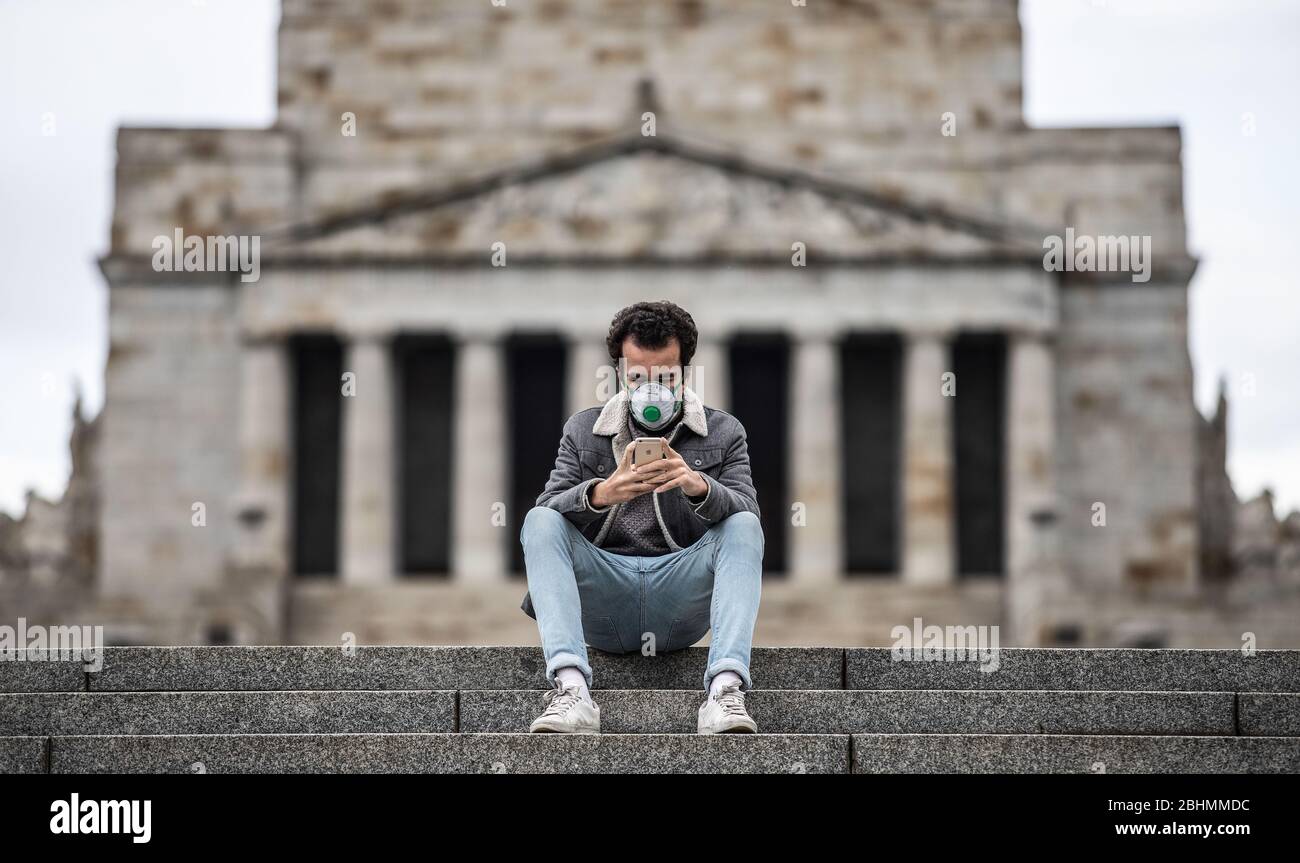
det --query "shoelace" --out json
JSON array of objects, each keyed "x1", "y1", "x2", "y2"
[
  {"x1": 540, "y1": 683, "x2": 584, "y2": 717},
  {"x1": 712, "y1": 683, "x2": 748, "y2": 716}
]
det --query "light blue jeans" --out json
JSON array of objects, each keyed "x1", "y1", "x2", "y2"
[{"x1": 520, "y1": 505, "x2": 764, "y2": 692}]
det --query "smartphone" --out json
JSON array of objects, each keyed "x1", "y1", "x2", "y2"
[{"x1": 632, "y1": 437, "x2": 665, "y2": 466}]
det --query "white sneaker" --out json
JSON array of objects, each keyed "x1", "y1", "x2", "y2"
[
  {"x1": 529, "y1": 682, "x2": 601, "y2": 734},
  {"x1": 697, "y1": 682, "x2": 758, "y2": 734}
]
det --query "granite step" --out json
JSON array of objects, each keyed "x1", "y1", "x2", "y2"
[
  {"x1": 6, "y1": 688, "x2": 1283, "y2": 737},
  {"x1": 5, "y1": 646, "x2": 1297, "y2": 694},
  {"x1": 80, "y1": 646, "x2": 842, "y2": 692},
  {"x1": 852, "y1": 734, "x2": 1300, "y2": 774},
  {"x1": 42, "y1": 733, "x2": 852, "y2": 774},
  {"x1": 459, "y1": 689, "x2": 1249, "y2": 735},
  {"x1": 845, "y1": 647, "x2": 1300, "y2": 692},
  {"x1": 13, "y1": 731, "x2": 1300, "y2": 773}
]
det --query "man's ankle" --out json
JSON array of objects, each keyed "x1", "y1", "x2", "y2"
[
  {"x1": 555, "y1": 666, "x2": 592, "y2": 702},
  {"x1": 708, "y1": 670, "x2": 743, "y2": 698}
]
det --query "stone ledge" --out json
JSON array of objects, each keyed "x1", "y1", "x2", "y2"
[
  {"x1": 48, "y1": 733, "x2": 850, "y2": 774},
  {"x1": 0, "y1": 654, "x2": 86, "y2": 693},
  {"x1": 0, "y1": 690, "x2": 456, "y2": 736},
  {"x1": 83, "y1": 646, "x2": 843, "y2": 692},
  {"x1": 851, "y1": 734, "x2": 1300, "y2": 774},
  {"x1": 1238, "y1": 694, "x2": 1300, "y2": 737},
  {"x1": 0, "y1": 737, "x2": 46, "y2": 774},
  {"x1": 0, "y1": 688, "x2": 1235, "y2": 738},
  {"x1": 847, "y1": 648, "x2": 1300, "y2": 692},
  {"x1": 460, "y1": 689, "x2": 1235, "y2": 736}
]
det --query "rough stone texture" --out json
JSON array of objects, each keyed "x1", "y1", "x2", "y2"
[
  {"x1": 846, "y1": 648, "x2": 1300, "y2": 692},
  {"x1": 0, "y1": 647, "x2": 1295, "y2": 774},
  {"x1": 0, "y1": 690, "x2": 456, "y2": 736},
  {"x1": 1055, "y1": 284, "x2": 1199, "y2": 609},
  {"x1": 1238, "y1": 694, "x2": 1300, "y2": 737},
  {"x1": 275, "y1": 0, "x2": 1024, "y2": 187},
  {"x1": 86, "y1": 646, "x2": 842, "y2": 692},
  {"x1": 49, "y1": 732, "x2": 850, "y2": 774},
  {"x1": 94, "y1": 283, "x2": 244, "y2": 646},
  {"x1": 461, "y1": 689, "x2": 1233, "y2": 736},
  {"x1": 0, "y1": 737, "x2": 46, "y2": 774},
  {"x1": 852, "y1": 734, "x2": 1300, "y2": 774},
  {"x1": 0, "y1": 654, "x2": 86, "y2": 693}
]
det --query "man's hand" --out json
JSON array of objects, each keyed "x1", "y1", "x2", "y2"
[
  {"x1": 636, "y1": 440, "x2": 709, "y2": 499},
  {"x1": 590, "y1": 442, "x2": 659, "y2": 507}
]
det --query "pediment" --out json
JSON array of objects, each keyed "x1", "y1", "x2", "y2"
[{"x1": 269, "y1": 135, "x2": 1042, "y2": 262}]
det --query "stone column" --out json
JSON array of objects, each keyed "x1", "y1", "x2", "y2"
[
  {"x1": 567, "y1": 334, "x2": 611, "y2": 417},
  {"x1": 340, "y1": 332, "x2": 395, "y2": 584},
  {"x1": 1005, "y1": 330, "x2": 1062, "y2": 644},
  {"x1": 689, "y1": 340, "x2": 729, "y2": 411},
  {"x1": 232, "y1": 336, "x2": 290, "y2": 574},
  {"x1": 789, "y1": 330, "x2": 842, "y2": 583},
  {"x1": 902, "y1": 330, "x2": 955, "y2": 585},
  {"x1": 452, "y1": 332, "x2": 509, "y2": 582}
]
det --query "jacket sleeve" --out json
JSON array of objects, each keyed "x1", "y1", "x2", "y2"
[
  {"x1": 688, "y1": 419, "x2": 761, "y2": 524},
  {"x1": 534, "y1": 417, "x2": 610, "y2": 529}
]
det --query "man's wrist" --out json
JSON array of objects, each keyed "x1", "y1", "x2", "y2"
[{"x1": 588, "y1": 479, "x2": 608, "y2": 509}]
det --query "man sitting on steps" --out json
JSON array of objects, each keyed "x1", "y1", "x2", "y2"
[{"x1": 518, "y1": 300, "x2": 765, "y2": 734}]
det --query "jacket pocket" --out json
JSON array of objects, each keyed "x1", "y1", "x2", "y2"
[
  {"x1": 578, "y1": 448, "x2": 614, "y2": 481},
  {"x1": 677, "y1": 447, "x2": 724, "y2": 477}
]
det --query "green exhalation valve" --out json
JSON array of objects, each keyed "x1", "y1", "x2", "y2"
[{"x1": 643, "y1": 405, "x2": 661, "y2": 422}]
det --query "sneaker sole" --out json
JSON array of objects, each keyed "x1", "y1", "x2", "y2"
[
  {"x1": 529, "y1": 724, "x2": 601, "y2": 734},
  {"x1": 698, "y1": 722, "x2": 759, "y2": 735}
]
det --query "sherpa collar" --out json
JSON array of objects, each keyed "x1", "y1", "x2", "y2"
[{"x1": 592, "y1": 384, "x2": 708, "y2": 464}]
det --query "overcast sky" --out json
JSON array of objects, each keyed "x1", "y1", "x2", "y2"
[{"x1": 1, "y1": 0, "x2": 1296, "y2": 517}]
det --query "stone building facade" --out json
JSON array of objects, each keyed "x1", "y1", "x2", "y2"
[{"x1": 4, "y1": 0, "x2": 1298, "y2": 648}]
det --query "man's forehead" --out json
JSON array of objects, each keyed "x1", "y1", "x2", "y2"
[{"x1": 620, "y1": 358, "x2": 683, "y2": 375}]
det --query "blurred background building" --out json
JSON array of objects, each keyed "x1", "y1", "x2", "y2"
[{"x1": 2, "y1": 0, "x2": 1298, "y2": 648}]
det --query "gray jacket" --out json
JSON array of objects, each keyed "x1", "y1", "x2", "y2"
[{"x1": 520, "y1": 384, "x2": 761, "y2": 619}]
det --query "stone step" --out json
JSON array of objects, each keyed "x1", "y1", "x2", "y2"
[
  {"x1": 1240, "y1": 692, "x2": 1300, "y2": 736},
  {"x1": 852, "y1": 734, "x2": 1300, "y2": 774},
  {"x1": 6, "y1": 646, "x2": 1296, "y2": 694},
  {"x1": 0, "y1": 651, "x2": 88, "y2": 693},
  {"x1": 43, "y1": 733, "x2": 852, "y2": 774},
  {"x1": 0, "y1": 690, "x2": 457, "y2": 736},
  {"x1": 6, "y1": 689, "x2": 1293, "y2": 737},
  {"x1": 459, "y1": 689, "x2": 1247, "y2": 736},
  {"x1": 846, "y1": 647, "x2": 1300, "y2": 692},
  {"x1": 0, "y1": 736, "x2": 46, "y2": 774},
  {"x1": 75, "y1": 646, "x2": 843, "y2": 692},
  {"x1": 15, "y1": 732, "x2": 1300, "y2": 774}
]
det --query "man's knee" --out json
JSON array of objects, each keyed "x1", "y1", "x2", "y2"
[
  {"x1": 716, "y1": 510, "x2": 764, "y2": 549},
  {"x1": 520, "y1": 505, "x2": 567, "y2": 546}
]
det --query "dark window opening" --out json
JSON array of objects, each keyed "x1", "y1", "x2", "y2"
[
  {"x1": 506, "y1": 333, "x2": 568, "y2": 575},
  {"x1": 728, "y1": 333, "x2": 790, "y2": 576},
  {"x1": 952, "y1": 333, "x2": 1006, "y2": 577},
  {"x1": 291, "y1": 334, "x2": 343, "y2": 577},
  {"x1": 395, "y1": 334, "x2": 455, "y2": 575},
  {"x1": 840, "y1": 333, "x2": 903, "y2": 575}
]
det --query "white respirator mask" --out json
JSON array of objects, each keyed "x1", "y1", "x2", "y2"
[{"x1": 627, "y1": 380, "x2": 682, "y2": 432}]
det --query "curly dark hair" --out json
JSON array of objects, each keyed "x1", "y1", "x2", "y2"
[{"x1": 605, "y1": 301, "x2": 698, "y2": 368}]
